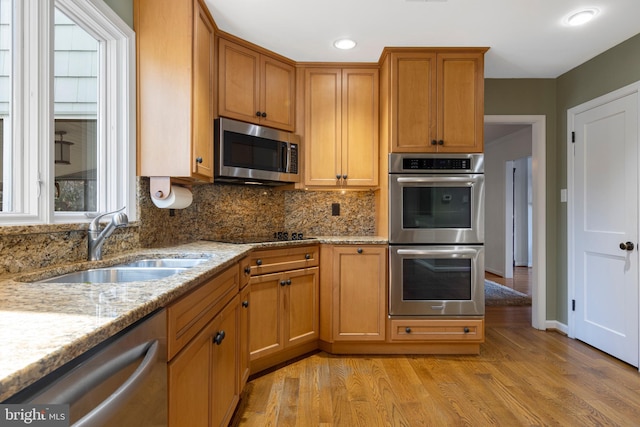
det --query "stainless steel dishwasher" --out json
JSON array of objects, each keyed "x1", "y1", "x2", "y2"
[{"x1": 5, "y1": 309, "x2": 167, "y2": 427}]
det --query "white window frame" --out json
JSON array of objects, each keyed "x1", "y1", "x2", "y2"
[{"x1": 1, "y1": 0, "x2": 136, "y2": 225}]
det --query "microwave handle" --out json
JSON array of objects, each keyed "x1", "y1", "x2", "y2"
[
  {"x1": 281, "y1": 142, "x2": 288, "y2": 173},
  {"x1": 396, "y1": 177, "x2": 478, "y2": 184},
  {"x1": 396, "y1": 248, "x2": 478, "y2": 256}
]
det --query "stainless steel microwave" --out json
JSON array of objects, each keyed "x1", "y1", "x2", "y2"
[{"x1": 214, "y1": 117, "x2": 300, "y2": 185}]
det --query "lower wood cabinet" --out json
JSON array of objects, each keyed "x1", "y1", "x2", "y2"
[
  {"x1": 249, "y1": 267, "x2": 319, "y2": 362},
  {"x1": 320, "y1": 245, "x2": 387, "y2": 342},
  {"x1": 167, "y1": 264, "x2": 242, "y2": 427}
]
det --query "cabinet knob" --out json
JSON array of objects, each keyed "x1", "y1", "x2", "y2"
[
  {"x1": 213, "y1": 330, "x2": 226, "y2": 345},
  {"x1": 242, "y1": 300, "x2": 249, "y2": 308},
  {"x1": 305, "y1": 253, "x2": 311, "y2": 260},
  {"x1": 286, "y1": 279, "x2": 292, "y2": 286},
  {"x1": 255, "y1": 111, "x2": 261, "y2": 117},
  {"x1": 336, "y1": 174, "x2": 341, "y2": 180},
  {"x1": 463, "y1": 327, "x2": 470, "y2": 334},
  {"x1": 195, "y1": 157, "x2": 203, "y2": 164},
  {"x1": 438, "y1": 140, "x2": 444, "y2": 146},
  {"x1": 405, "y1": 327, "x2": 412, "y2": 333},
  {"x1": 244, "y1": 266, "x2": 251, "y2": 274},
  {"x1": 256, "y1": 259, "x2": 262, "y2": 266},
  {"x1": 357, "y1": 248, "x2": 363, "y2": 254},
  {"x1": 342, "y1": 174, "x2": 347, "y2": 180},
  {"x1": 261, "y1": 112, "x2": 267, "y2": 118},
  {"x1": 431, "y1": 140, "x2": 437, "y2": 145},
  {"x1": 280, "y1": 280, "x2": 287, "y2": 286}
]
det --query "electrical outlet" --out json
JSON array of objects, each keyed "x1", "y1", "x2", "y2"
[{"x1": 332, "y1": 203, "x2": 340, "y2": 216}]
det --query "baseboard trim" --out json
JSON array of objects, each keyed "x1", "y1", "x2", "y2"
[{"x1": 545, "y1": 320, "x2": 568, "y2": 335}]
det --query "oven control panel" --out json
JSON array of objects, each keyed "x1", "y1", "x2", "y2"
[
  {"x1": 389, "y1": 153, "x2": 484, "y2": 174},
  {"x1": 403, "y1": 158, "x2": 471, "y2": 170}
]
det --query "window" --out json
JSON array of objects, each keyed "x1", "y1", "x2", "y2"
[{"x1": 0, "y1": 0, "x2": 135, "y2": 225}]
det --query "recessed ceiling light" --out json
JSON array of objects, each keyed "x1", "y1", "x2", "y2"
[
  {"x1": 567, "y1": 8, "x2": 598, "y2": 26},
  {"x1": 334, "y1": 39, "x2": 357, "y2": 50}
]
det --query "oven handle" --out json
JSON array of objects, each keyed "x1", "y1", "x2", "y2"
[
  {"x1": 396, "y1": 177, "x2": 478, "y2": 184},
  {"x1": 396, "y1": 248, "x2": 478, "y2": 256}
]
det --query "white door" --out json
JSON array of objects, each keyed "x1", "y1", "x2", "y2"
[{"x1": 572, "y1": 91, "x2": 639, "y2": 367}]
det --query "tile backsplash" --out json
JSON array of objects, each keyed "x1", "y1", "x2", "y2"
[{"x1": 0, "y1": 178, "x2": 377, "y2": 276}]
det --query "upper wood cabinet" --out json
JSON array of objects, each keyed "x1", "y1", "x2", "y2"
[
  {"x1": 303, "y1": 67, "x2": 379, "y2": 187},
  {"x1": 218, "y1": 38, "x2": 296, "y2": 131},
  {"x1": 135, "y1": 0, "x2": 215, "y2": 181},
  {"x1": 383, "y1": 48, "x2": 487, "y2": 153}
]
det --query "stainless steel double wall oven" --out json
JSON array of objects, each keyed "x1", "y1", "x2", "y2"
[{"x1": 389, "y1": 153, "x2": 485, "y2": 316}]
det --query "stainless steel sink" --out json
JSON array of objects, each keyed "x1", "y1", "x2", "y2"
[
  {"x1": 34, "y1": 257, "x2": 211, "y2": 284},
  {"x1": 115, "y1": 258, "x2": 208, "y2": 268},
  {"x1": 37, "y1": 267, "x2": 187, "y2": 284}
]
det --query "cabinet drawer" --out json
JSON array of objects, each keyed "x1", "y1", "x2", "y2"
[
  {"x1": 249, "y1": 245, "x2": 319, "y2": 275},
  {"x1": 390, "y1": 318, "x2": 484, "y2": 342},
  {"x1": 167, "y1": 265, "x2": 239, "y2": 359}
]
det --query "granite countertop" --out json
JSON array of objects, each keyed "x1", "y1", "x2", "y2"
[{"x1": 0, "y1": 236, "x2": 387, "y2": 401}]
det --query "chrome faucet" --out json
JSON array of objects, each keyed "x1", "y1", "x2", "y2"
[{"x1": 87, "y1": 207, "x2": 129, "y2": 261}]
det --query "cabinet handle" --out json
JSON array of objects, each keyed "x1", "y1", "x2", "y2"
[
  {"x1": 431, "y1": 140, "x2": 437, "y2": 145},
  {"x1": 213, "y1": 330, "x2": 226, "y2": 345},
  {"x1": 280, "y1": 280, "x2": 287, "y2": 286},
  {"x1": 244, "y1": 266, "x2": 251, "y2": 274},
  {"x1": 305, "y1": 253, "x2": 311, "y2": 260},
  {"x1": 195, "y1": 157, "x2": 203, "y2": 164},
  {"x1": 463, "y1": 327, "x2": 470, "y2": 334},
  {"x1": 405, "y1": 327, "x2": 412, "y2": 333},
  {"x1": 256, "y1": 259, "x2": 262, "y2": 266},
  {"x1": 357, "y1": 248, "x2": 363, "y2": 254},
  {"x1": 438, "y1": 140, "x2": 444, "y2": 145},
  {"x1": 242, "y1": 300, "x2": 249, "y2": 308}
]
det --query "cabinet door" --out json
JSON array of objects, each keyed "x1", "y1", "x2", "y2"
[
  {"x1": 248, "y1": 272, "x2": 284, "y2": 360},
  {"x1": 333, "y1": 246, "x2": 387, "y2": 341},
  {"x1": 390, "y1": 52, "x2": 437, "y2": 153},
  {"x1": 218, "y1": 38, "x2": 260, "y2": 124},
  {"x1": 304, "y1": 68, "x2": 342, "y2": 186},
  {"x1": 436, "y1": 52, "x2": 484, "y2": 153},
  {"x1": 168, "y1": 318, "x2": 212, "y2": 427},
  {"x1": 342, "y1": 68, "x2": 379, "y2": 186},
  {"x1": 238, "y1": 284, "x2": 250, "y2": 391},
  {"x1": 192, "y1": 0, "x2": 214, "y2": 179},
  {"x1": 285, "y1": 267, "x2": 319, "y2": 346},
  {"x1": 261, "y1": 55, "x2": 296, "y2": 131},
  {"x1": 211, "y1": 296, "x2": 240, "y2": 427}
]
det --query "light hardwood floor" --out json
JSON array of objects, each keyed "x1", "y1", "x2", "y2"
[{"x1": 231, "y1": 306, "x2": 640, "y2": 426}]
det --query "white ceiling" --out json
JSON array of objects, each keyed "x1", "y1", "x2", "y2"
[{"x1": 204, "y1": 0, "x2": 640, "y2": 78}]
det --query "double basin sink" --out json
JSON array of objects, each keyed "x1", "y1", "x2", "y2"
[{"x1": 37, "y1": 258, "x2": 210, "y2": 284}]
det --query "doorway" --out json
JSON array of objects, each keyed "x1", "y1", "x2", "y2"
[{"x1": 484, "y1": 115, "x2": 546, "y2": 330}]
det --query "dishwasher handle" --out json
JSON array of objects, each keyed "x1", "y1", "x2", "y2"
[{"x1": 70, "y1": 340, "x2": 160, "y2": 427}]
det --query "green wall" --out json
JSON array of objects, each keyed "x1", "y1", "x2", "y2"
[
  {"x1": 486, "y1": 32, "x2": 640, "y2": 324},
  {"x1": 484, "y1": 79, "x2": 558, "y2": 320},
  {"x1": 554, "y1": 32, "x2": 640, "y2": 323}
]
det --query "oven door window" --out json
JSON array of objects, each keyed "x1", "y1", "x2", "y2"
[
  {"x1": 223, "y1": 131, "x2": 283, "y2": 172},
  {"x1": 402, "y1": 257, "x2": 471, "y2": 300},
  {"x1": 402, "y1": 186, "x2": 471, "y2": 229}
]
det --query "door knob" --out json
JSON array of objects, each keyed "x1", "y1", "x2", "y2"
[{"x1": 619, "y1": 241, "x2": 635, "y2": 251}]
